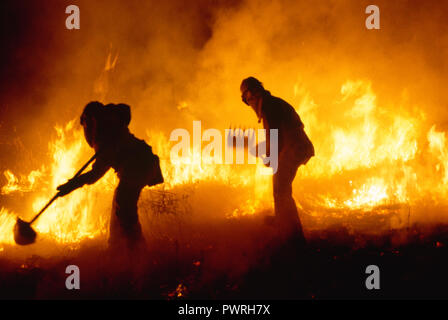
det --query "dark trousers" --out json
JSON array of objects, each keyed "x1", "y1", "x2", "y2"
[
  {"x1": 109, "y1": 180, "x2": 145, "y2": 250},
  {"x1": 272, "y1": 157, "x2": 306, "y2": 244}
]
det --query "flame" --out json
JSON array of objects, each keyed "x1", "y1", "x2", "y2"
[
  {"x1": 31, "y1": 122, "x2": 116, "y2": 244},
  {"x1": 147, "y1": 130, "x2": 271, "y2": 189},
  {"x1": 1, "y1": 170, "x2": 19, "y2": 194},
  {"x1": 0, "y1": 122, "x2": 115, "y2": 246},
  {"x1": 296, "y1": 80, "x2": 430, "y2": 214},
  {"x1": 94, "y1": 46, "x2": 119, "y2": 101},
  {"x1": 175, "y1": 283, "x2": 187, "y2": 298},
  {"x1": 1, "y1": 79, "x2": 448, "y2": 247},
  {"x1": 0, "y1": 208, "x2": 16, "y2": 244},
  {"x1": 1, "y1": 169, "x2": 44, "y2": 195},
  {"x1": 344, "y1": 178, "x2": 389, "y2": 208},
  {"x1": 428, "y1": 125, "x2": 448, "y2": 184},
  {"x1": 308, "y1": 81, "x2": 419, "y2": 175}
]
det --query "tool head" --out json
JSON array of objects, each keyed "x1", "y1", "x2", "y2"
[{"x1": 14, "y1": 218, "x2": 37, "y2": 246}]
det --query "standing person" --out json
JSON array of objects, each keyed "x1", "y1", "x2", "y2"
[
  {"x1": 56, "y1": 101, "x2": 163, "y2": 251},
  {"x1": 240, "y1": 77, "x2": 314, "y2": 245}
]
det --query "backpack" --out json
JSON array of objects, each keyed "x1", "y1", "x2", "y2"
[{"x1": 145, "y1": 145, "x2": 164, "y2": 186}]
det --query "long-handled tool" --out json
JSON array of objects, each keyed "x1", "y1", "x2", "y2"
[{"x1": 13, "y1": 154, "x2": 97, "y2": 246}]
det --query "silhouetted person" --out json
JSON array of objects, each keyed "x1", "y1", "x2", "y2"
[
  {"x1": 57, "y1": 101, "x2": 163, "y2": 251},
  {"x1": 240, "y1": 77, "x2": 314, "y2": 245}
]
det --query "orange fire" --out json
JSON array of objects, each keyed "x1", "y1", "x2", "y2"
[
  {"x1": 1, "y1": 78, "x2": 448, "y2": 248},
  {"x1": 2, "y1": 23, "x2": 448, "y2": 255}
]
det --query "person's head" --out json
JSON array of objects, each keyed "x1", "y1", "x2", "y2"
[
  {"x1": 80, "y1": 101, "x2": 103, "y2": 147},
  {"x1": 240, "y1": 77, "x2": 265, "y2": 111}
]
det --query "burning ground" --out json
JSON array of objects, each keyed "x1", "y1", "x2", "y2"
[
  {"x1": 1, "y1": 0, "x2": 448, "y2": 299},
  {"x1": 0, "y1": 122, "x2": 448, "y2": 300}
]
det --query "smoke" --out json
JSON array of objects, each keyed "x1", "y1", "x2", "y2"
[{"x1": 2, "y1": 0, "x2": 448, "y2": 155}]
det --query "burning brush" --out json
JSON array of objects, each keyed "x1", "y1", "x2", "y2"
[{"x1": 13, "y1": 154, "x2": 96, "y2": 245}]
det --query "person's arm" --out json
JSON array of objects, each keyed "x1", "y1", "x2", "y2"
[
  {"x1": 262, "y1": 116, "x2": 271, "y2": 157},
  {"x1": 262, "y1": 105, "x2": 283, "y2": 157},
  {"x1": 57, "y1": 159, "x2": 110, "y2": 196}
]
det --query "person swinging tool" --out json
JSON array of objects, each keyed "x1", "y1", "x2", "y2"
[
  {"x1": 56, "y1": 101, "x2": 163, "y2": 250},
  {"x1": 240, "y1": 77, "x2": 314, "y2": 246}
]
